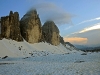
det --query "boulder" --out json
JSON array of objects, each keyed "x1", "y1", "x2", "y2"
[{"x1": 20, "y1": 9, "x2": 42, "y2": 43}]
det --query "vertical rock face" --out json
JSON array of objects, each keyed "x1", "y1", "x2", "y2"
[
  {"x1": 0, "y1": 10, "x2": 66, "y2": 46},
  {"x1": 42, "y1": 21, "x2": 60, "y2": 45},
  {"x1": 20, "y1": 9, "x2": 42, "y2": 43},
  {"x1": 1, "y1": 11, "x2": 23, "y2": 41},
  {"x1": 59, "y1": 36, "x2": 65, "y2": 46},
  {"x1": 0, "y1": 19, "x2": 1, "y2": 35},
  {"x1": 0, "y1": 19, "x2": 1, "y2": 40}
]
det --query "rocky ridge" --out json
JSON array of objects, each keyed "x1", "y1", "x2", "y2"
[
  {"x1": 0, "y1": 11, "x2": 23, "y2": 41},
  {"x1": 0, "y1": 10, "x2": 65, "y2": 46}
]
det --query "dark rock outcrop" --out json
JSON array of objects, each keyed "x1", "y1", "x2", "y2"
[
  {"x1": 65, "y1": 42, "x2": 75, "y2": 47},
  {"x1": 0, "y1": 19, "x2": 1, "y2": 34},
  {"x1": 42, "y1": 21, "x2": 60, "y2": 45},
  {"x1": 0, "y1": 34, "x2": 1, "y2": 40},
  {"x1": 65, "y1": 42, "x2": 77, "y2": 50},
  {"x1": 20, "y1": 9, "x2": 42, "y2": 43},
  {"x1": 0, "y1": 20, "x2": 1, "y2": 39},
  {"x1": 59, "y1": 36, "x2": 65, "y2": 46},
  {"x1": 1, "y1": 11, "x2": 23, "y2": 41}
]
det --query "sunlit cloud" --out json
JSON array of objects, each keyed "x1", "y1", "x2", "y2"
[
  {"x1": 66, "y1": 23, "x2": 100, "y2": 36},
  {"x1": 77, "y1": 17, "x2": 100, "y2": 25},
  {"x1": 64, "y1": 37, "x2": 88, "y2": 44},
  {"x1": 79, "y1": 23, "x2": 100, "y2": 33},
  {"x1": 65, "y1": 17, "x2": 100, "y2": 30}
]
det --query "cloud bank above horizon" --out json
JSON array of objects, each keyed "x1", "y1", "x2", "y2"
[
  {"x1": 64, "y1": 29, "x2": 100, "y2": 46},
  {"x1": 64, "y1": 37, "x2": 88, "y2": 45}
]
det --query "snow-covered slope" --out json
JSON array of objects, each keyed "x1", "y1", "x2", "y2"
[
  {"x1": 0, "y1": 39, "x2": 78, "y2": 58},
  {"x1": 0, "y1": 39, "x2": 100, "y2": 75}
]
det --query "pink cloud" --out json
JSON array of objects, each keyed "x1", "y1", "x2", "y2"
[{"x1": 64, "y1": 37, "x2": 88, "y2": 44}]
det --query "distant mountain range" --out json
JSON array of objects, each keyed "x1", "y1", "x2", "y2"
[{"x1": 74, "y1": 44, "x2": 100, "y2": 52}]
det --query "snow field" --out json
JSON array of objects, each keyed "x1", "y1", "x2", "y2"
[
  {"x1": 0, "y1": 39, "x2": 100, "y2": 75},
  {"x1": 0, "y1": 52, "x2": 100, "y2": 75}
]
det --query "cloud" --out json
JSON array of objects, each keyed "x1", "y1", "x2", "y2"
[
  {"x1": 79, "y1": 23, "x2": 100, "y2": 33},
  {"x1": 65, "y1": 17, "x2": 100, "y2": 30},
  {"x1": 66, "y1": 23, "x2": 100, "y2": 36},
  {"x1": 64, "y1": 37, "x2": 88, "y2": 44},
  {"x1": 64, "y1": 25, "x2": 75, "y2": 30},
  {"x1": 65, "y1": 29, "x2": 100, "y2": 46},
  {"x1": 29, "y1": 2, "x2": 73, "y2": 25},
  {"x1": 77, "y1": 17, "x2": 100, "y2": 25}
]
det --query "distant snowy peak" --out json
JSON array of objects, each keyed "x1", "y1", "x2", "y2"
[{"x1": 74, "y1": 44, "x2": 100, "y2": 51}]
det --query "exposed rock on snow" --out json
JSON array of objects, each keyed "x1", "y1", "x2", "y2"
[
  {"x1": 65, "y1": 42, "x2": 78, "y2": 50},
  {"x1": 59, "y1": 36, "x2": 65, "y2": 46},
  {"x1": 0, "y1": 11, "x2": 23, "y2": 41},
  {"x1": 20, "y1": 9, "x2": 42, "y2": 43},
  {"x1": 42, "y1": 21, "x2": 60, "y2": 45},
  {"x1": 0, "y1": 19, "x2": 1, "y2": 34},
  {"x1": 0, "y1": 19, "x2": 1, "y2": 40}
]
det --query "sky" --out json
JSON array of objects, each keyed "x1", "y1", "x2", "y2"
[{"x1": 0, "y1": 0, "x2": 100, "y2": 46}]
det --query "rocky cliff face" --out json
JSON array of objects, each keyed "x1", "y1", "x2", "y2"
[
  {"x1": 59, "y1": 36, "x2": 65, "y2": 46},
  {"x1": 0, "y1": 10, "x2": 66, "y2": 46},
  {"x1": 42, "y1": 21, "x2": 60, "y2": 45},
  {"x1": 0, "y1": 19, "x2": 1, "y2": 34},
  {"x1": 1, "y1": 11, "x2": 23, "y2": 41},
  {"x1": 0, "y1": 19, "x2": 1, "y2": 40},
  {"x1": 20, "y1": 10, "x2": 42, "y2": 43},
  {"x1": 65, "y1": 42, "x2": 77, "y2": 50}
]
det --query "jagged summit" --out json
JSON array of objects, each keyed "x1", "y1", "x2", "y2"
[
  {"x1": 0, "y1": 11, "x2": 23, "y2": 41},
  {"x1": 21, "y1": 9, "x2": 38, "y2": 21},
  {"x1": 43, "y1": 21, "x2": 59, "y2": 33},
  {"x1": 26, "y1": 9, "x2": 37, "y2": 16},
  {"x1": 42, "y1": 20, "x2": 60, "y2": 45},
  {"x1": 0, "y1": 10, "x2": 65, "y2": 46},
  {"x1": 20, "y1": 9, "x2": 42, "y2": 43}
]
